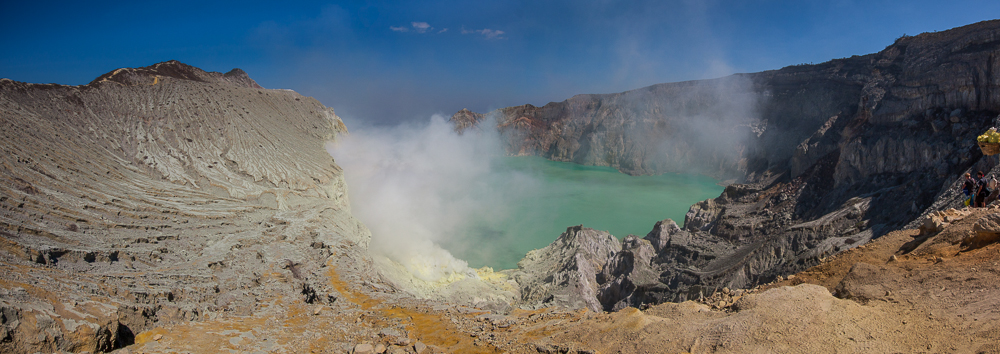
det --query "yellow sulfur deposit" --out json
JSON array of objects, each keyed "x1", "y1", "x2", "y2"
[{"x1": 977, "y1": 128, "x2": 1000, "y2": 143}]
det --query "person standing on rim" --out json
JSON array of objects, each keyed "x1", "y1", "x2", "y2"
[
  {"x1": 988, "y1": 174, "x2": 1000, "y2": 205},
  {"x1": 962, "y1": 172, "x2": 976, "y2": 207},
  {"x1": 976, "y1": 171, "x2": 991, "y2": 208}
]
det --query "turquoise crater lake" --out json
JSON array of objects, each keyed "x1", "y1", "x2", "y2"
[{"x1": 442, "y1": 156, "x2": 724, "y2": 270}]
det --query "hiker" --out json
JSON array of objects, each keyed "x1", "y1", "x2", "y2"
[
  {"x1": 962, "y1": 173, "x2": 976, "y2": 207},
  {"x1": 989, "y1": 174, "x2": 1000, "y2": 205},
  {"x1": 976, "y1": 171, "x2": 990, "y2": 207}
]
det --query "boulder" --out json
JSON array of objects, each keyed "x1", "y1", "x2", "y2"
[
  {"x1": 353, "y1": 343, "x2": 374, "y2": 354},
  {"x1": 967, "y1": 213, "x2": 1000, "y2": 248},
  {"x1": 834, "y1": 262, "x2": 897, "y2": 303},
  {"x1": 919, "y1": 208, "x2": 972, "y2": 236},
  {"x1": 413, "y1": 341, "x2": 427, "y2": 354}
]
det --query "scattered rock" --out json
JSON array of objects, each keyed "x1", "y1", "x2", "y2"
[
  {"x1": 920, "y1": 208, "x2": 973, "y2": 236},
  {"x1": 7, "y1": 20, "x2": 1000, "y2": 354},
  {"x1": 835, "y1": 263, "x2": 896, "y2": 302},
  {"x1": 381, "y1": 328, "x2": 403, "y2": 337},
  {"x1": 414, "y1": 341, "x2": 427, "y2": 354},
  {"x1": 374, "y1": 343, "x2": 386, "y2": 354},
  {"x1": 354, "y1": 343, "x2": 374, "y2": 354},
  {"x1": 967, "y1": 213, "x2": 1000, "y2": 248}
]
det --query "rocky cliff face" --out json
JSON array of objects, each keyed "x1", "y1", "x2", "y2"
[
  {"x1": 6, "y1": 19, "x2": 1000, "y2": 352},
  {"x1": 0, "y1": 61, "x2": 381, "y2": 352},
  {"x1": 504, "y1": 226, "x2": 620, "y2": 312},
  {"x1": 457, "y1": 20, "x2": 1000, "y2": 309}
]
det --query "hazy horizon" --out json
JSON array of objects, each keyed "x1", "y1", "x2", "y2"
[{"x1": 3, "y1": 1, "x2": 1000, "y2": 126}]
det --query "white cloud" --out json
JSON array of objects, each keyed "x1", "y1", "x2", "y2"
[
  {"x1": 392, "y1": 22, "x2": 438, "y2": 34},
  {"x1": 461, "y1": 27, "x2": 506, "y2": 40},
  {"x1": 479, "y1": 29, "x2": 505, "y2": 39},
  {"x1": 412, "y1": 21, "x2": 431, "y2": 33},
  {"x1": 438, "y1": 28, "x2": 448, "y2": 34}
]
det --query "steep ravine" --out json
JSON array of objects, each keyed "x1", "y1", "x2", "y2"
[{"x1": 455, "y1": 19, "x2": 1000, "y2": 310}]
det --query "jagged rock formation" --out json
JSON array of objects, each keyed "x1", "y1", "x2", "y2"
[
  {"x1": 458, "y1": 20, "x2": 1000, "y2": 309},
  {"x1": 0, "y1": 61, "x2": 378, "y2": 352},
  {"x1": 6, "y1": 19, "x2": 1000, "y2": 353},
  {"x1": 504, "y1": 226, "x2": 620, "y2": 312}
]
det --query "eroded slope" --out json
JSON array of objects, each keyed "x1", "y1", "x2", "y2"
[{"x1": 0, "y1": 61, "x2": 377, "y2": 353}]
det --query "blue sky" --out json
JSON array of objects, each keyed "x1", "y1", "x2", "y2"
[{"x1": 2, "y1": 1, "x2": 999, "y2": 126}]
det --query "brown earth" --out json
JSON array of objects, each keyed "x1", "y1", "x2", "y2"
[
  {"x1": 5, "y1": 42, "x2": 1000, "y2": 353},
  {"x1": 114, "y1": 207, "x2": 1000, "y2": 354}
]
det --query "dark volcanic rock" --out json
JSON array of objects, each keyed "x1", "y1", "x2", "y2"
[
  {"x1": 463, "y1": 20, "x2": 1000, "y2": 309},
  {"x1": 596, "y1": 235, "x2": 660, "y2": 311}
]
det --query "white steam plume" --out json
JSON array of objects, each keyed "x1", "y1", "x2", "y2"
[{"x1": 327, "y1": 115, "x2": 520, "y2": 282}]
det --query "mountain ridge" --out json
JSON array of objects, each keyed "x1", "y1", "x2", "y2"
[
  {"x1": 452, "y1": 18, "x2": 1000, "y2": 308},
  {"x1": 3, "y1": 19, "x2": 1000, "y2": 353}
]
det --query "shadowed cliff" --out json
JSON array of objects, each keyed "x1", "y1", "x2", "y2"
[{"x1": 462, "y1": 19, "x2": 1000, "y2": 309}]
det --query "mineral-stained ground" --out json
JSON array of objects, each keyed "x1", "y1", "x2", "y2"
[{"x1": 4, "y1": 21, "x2": 1000, "y2": 354}]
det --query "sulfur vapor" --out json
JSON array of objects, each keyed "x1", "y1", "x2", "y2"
[{"x1": 327, "y1": 115, "x2": 527, "y2": 283}]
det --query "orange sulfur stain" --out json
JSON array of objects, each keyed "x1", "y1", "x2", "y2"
[{"x1": 327, "y1": 261, "x2": 499, "y2": 353}]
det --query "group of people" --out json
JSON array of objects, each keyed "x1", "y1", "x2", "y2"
[{"x1": 962, "y1": 171, "x2": 999, "y2": 207}]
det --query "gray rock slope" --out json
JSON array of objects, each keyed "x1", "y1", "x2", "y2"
[
  {"x1": 459, "y1": 20, "x2": 1000, "y2": 310},
  {"x1": 505, "y1": 226, "x2": 620, "y2": 312},
  {"x1": 5, "y1": 18, "x2": 1000, "y2": 352},
  {"x1": 0, "y1": 61, "x2": 379, "y2": 352}
]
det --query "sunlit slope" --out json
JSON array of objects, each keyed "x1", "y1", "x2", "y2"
[{"x1": 0, "y1": 61, "x2": 373, "y2": 352}]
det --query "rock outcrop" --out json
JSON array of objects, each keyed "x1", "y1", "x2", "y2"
[
  {"x1": 0, "y1": 61, "x2": 377, "y2": 353},
  {"x1": 967, "y1": 212, "x2": 1000, "y2": 247},
  {"x1": 505, "y1": 226, "x2": 620, "y2": 312},
  {"x1": 918, "y1": 208, "x2": 973, "y2": 235},
  {"x1": 8, "y1": 19, "x2": 1000, "y2": 353},
  {"x1": 461, "y1": 20, "x2": 1000, "y2": 309}
]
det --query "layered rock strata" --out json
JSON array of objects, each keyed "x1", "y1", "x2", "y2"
[
  {"x1": 6, "y1": 18, "x2": 1000, "y2": 352},
  {"x1": 459, "y1": 20, "x2": 1000, "y2": 309},
  {"x1": 0, "y1": 61, "x2": 379, "y2": 352}
]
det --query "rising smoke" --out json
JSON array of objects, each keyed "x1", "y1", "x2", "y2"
[
  {"x1": 327, "y1": 74, "x2": 763, "y2": 284},
  {"x1": 327, "y1": 115, "x2": 533, "y2": 282},
  {"x1": 618, "y1": 74, "x2": 762, "y2": 179}
]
